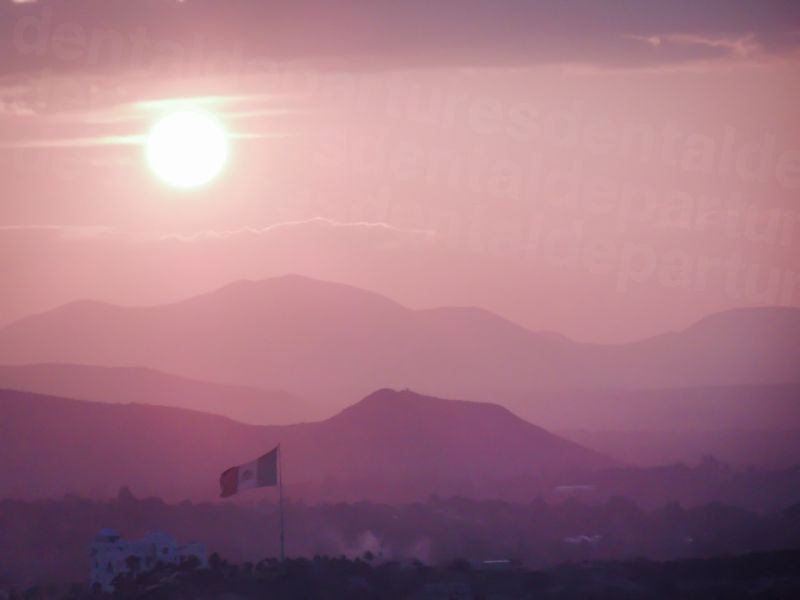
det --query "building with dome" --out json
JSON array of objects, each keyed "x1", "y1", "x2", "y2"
[{"x1": 89, "y1": 529, "x2": 206, "y2": 592}]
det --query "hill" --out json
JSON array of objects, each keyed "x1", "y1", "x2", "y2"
[
  {"x1": 0, "y1": 363, "x2": 309, "y2": 425},
  {"x1": 0, "y1": 388, "x2": 613, "y2": 502},
  {"x1": 0, "y1": 276, "x2": 797, "y2": 409},
  {"x1": 524, "y1": 383, "x2": 800, "y2": 467},
  {"x1": 3, "y1": 366, "x2": 796, "y2": 467},
  {"x1": 524, "y1": 383, "x2": 800, "y2": 432}
]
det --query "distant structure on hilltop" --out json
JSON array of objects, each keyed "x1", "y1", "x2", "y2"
[{"x1": 89, "y1": 528, "x2": 206, "y2": 592}]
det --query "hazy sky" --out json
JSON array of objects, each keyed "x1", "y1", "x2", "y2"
[{"x1": 1, "y1": 0, "x2": 799, "y2": 341}]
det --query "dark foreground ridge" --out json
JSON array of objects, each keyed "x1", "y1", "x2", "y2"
[{"x1": 22, "y1": 549, "x2": 800, "y2": 599}]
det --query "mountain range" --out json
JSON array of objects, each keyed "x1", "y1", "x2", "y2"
[
  {"x1": 0, "y1": 387, "x2": 613, "y2": 502},
  {"x1": 0, "y1": 364, "x2": 308, "y2": 425},
  {"x1": 0, "y1": 363, "x2": 797, "y2": 456},
  {"x1": 0, "y1": 275, "x2": 798, "y2": 415}
]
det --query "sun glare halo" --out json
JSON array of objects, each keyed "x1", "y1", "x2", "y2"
[{"x1": 145, "y1": 110, "x2": 229, "y2": 189}]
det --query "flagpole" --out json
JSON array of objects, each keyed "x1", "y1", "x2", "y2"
[{"x1": 278, "y1": 443, "x2": 285, "y2": 562}]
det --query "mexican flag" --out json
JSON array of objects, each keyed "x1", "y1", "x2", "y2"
[{"x1": 219, "y1": 447, "x2": 278, "y2": 498}]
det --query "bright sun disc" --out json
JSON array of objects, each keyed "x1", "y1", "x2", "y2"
[{"x1": 145, "y1": 110, "x2": 229, "y2": 188}]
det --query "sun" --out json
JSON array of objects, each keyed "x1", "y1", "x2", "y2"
[{"x1": 145, "y1": 110, "x2": 229, "y2": 189}]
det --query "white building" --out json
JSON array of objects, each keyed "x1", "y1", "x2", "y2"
[{"x1": 89, "y1": 528, "x2": 207, "y2": 592}]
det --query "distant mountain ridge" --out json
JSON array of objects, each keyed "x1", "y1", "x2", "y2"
[
  {"x1": 0, "y1": 276, "x2": 797, "y2": 410},
  {"x1": 511, "y1": 383, "x2": 800, "y2": 432},
  {"x1": 1, "y1": 363, "x2": 796, "y2": 470},
  {"x1": 2, "y1": 364, "x2": 797, "y2": 467},
  {"x1": 0, "y1": 387, "x2": 613, "y2": 501},
  {"x1": 0, "y1": 364, "x2": 310, "y2": 425}
]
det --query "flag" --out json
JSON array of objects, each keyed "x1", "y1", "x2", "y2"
[{"x1": 219, "y1": 446, "x2": 278, "y2": 498}]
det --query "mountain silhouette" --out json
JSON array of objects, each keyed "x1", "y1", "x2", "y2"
[
  {"x1": 0, "y1": 363, "x2": 309, "y2": 425},
  {"x1": 510, "y1": 383, "x2": 800, "y2": 432},
  {"x1": 3, "y1": 364, "x2": 794, "y2": 466},
  {"x1": 0, "y1": 387, "x2": 613, "y2": 501},
  {"x1": 0, "y1": 276, "x2": 797, "y2": 411}
]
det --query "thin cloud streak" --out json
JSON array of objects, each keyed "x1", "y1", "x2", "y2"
[
  {"x1": 0, "y1": 134, "x2": 145, "y2": 148},
  {"x1": 0, "y1": 218, "x2": 437, "y2": 243},
  {"x1": 154, "y1": 217, "x2": 437, "y2": 242},
  {"x1": 0, "y1": 128, "x2": 291, "y2": 149},
  {"x1": 626, "y1": 32, "x2": 762, "y2": 59}
]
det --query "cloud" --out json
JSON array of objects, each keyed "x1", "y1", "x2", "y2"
[
  {"x1": 153, "y1": 217, "x2": 436, "y2": 242},
  {"x1": 0, "y1": 100, "x2": 36, "y2": 116},
  {"x1": 627, "y1": 32, "x2": 762, "y2": 60},
  {"x1": 0, "y1": 134, "x2": 144, "y2": 148},
  {"x1": 0, "y1": 86, "x2": 295, "y2": 148},
  {"x1": 0, "y1": 217, "x2": 436, "y2": 243},
  {"x1": 0, "y1": 223, "x2": 118, "y2": 240},
  {"x1": 0, "y1": 0, "x2": 797, "y2": 75},
  {"x1": 0, "y1": 82, "x2": 37, "y2": 117}
]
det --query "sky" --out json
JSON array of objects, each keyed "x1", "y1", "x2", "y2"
[{"x1": 1, "y1": 0, "x2": 799, "y2": 342}]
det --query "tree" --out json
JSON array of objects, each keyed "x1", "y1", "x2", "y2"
[
  {"x1": 125, "y1": 555, "x2": 141, "y2": 575},
  {"x1": 209, "y1": 552, "x2": 225, "y2": 571}
]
